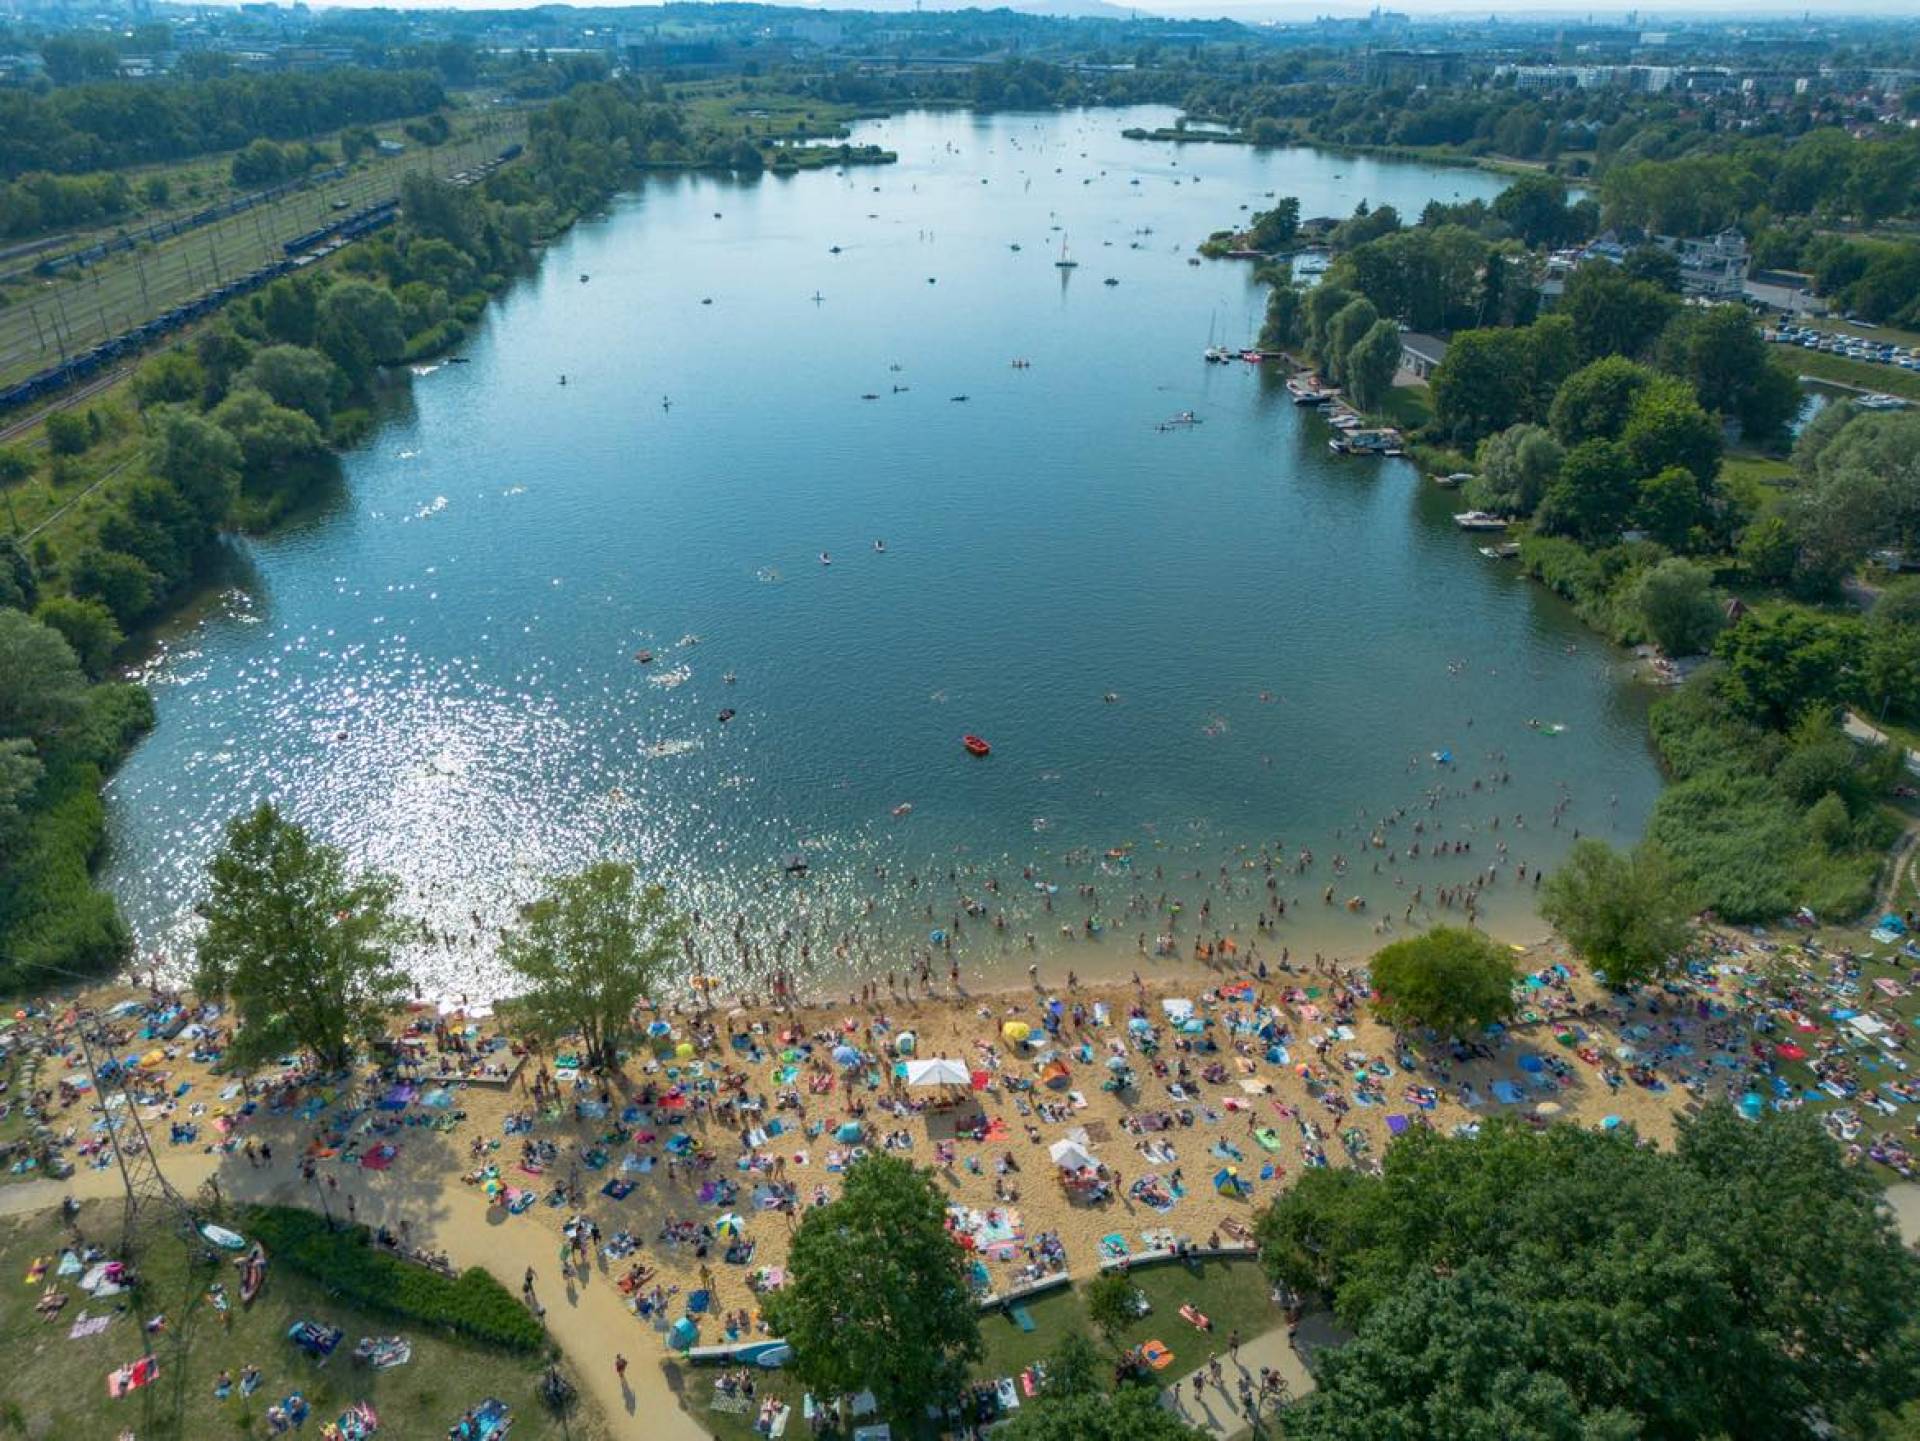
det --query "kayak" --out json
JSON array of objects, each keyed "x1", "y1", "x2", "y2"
[{"x1": 962, "y1": 735, "x2": 991, "y2": 757}]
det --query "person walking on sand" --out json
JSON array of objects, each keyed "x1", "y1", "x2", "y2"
[{"x1": 615, "y1": 1354, "x2": 628, "y2": 1386}]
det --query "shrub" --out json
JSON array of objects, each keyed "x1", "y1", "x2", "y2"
[
  {"x1": 44, "y1": 411, "x2": 91, "y2": 456},
  {"x1": 245, "y1": 1205, "x2": 546, "y2": 1352}
]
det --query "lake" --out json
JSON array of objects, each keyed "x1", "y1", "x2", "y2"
[{"x1": 102, "y1": 106, "x2": 1665, "y2": 1000}]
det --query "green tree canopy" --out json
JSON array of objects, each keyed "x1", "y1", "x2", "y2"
[
  {"x1": 1539, "y1": 838, "x2": 1694, "y2": 987},
  {"x1": 764, "y1": 1153, "x2": 982, "y2": 1427},
  {"x1": 1715, "y1": 605, "x2": 1863, "y2": 728},
  {"x1": 1323, "y1": 297, "x2": 1379, "y2": 386},
  {"x1": 1467, "y1": 423, "x2": 1562, "y2": 517},
  {"x1": 151, "y1": 406, "x2": 242, "y2": 530},
  {"x1": 1547, "y1": 356, "x2": 1655, "y2": 448},
  {"x1": 1536, "y1": 438, "x2": 1636, "y2": 545},
  {"x1": 1564, "y1": 262, "x2": 1679, "y2": 363},
  {"x1": 211, "y1": 388, "x2": 328, "y2": 477},
  {"x1": 1263, "y1": 1109, "x2": 1920, "y2": 1441},
  {"x1": 194, "y1": 804, "x2": 411, "y2": 1071},
  {"x1": 316, "y1": 278, "x2": 406, "y2": 389},
  {"x1": 498, "y1": 860, "x2": 683, "y2": 1071},
  {"x1": 1368, "y1": 927, "x2": 1516, "y2": 1037},
  {"x1": 0, "y1": 608, "x2": 87, "y2": 745},
  {"x1": 1622, "y1": 377, "x2": 1722, "y2": 487},
  {"x1": 33, "y1": 595, "x2": 121, "y2": 679},
  {"x1": 1632, "y1": 556, "x2": 1722, "y2": 657},
  {"x1": 239, "y1": 344, "x2": 338, "y2": 427},
  {"x1": 1345, "y1": 318, "x2": 1403, "y2": 413}
]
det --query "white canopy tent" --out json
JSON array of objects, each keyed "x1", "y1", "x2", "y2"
[
  {"x1": 1048, "y1": 1128, "x2": 1097, "y2": 1171},
  {"x1": 903, "y1": 1057, "x2": 971, "y2": 1087}
]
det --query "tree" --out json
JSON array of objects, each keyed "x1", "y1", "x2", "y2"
[
  {"x1": 1467, "y1": 424, "x2": 1561, "y2": 517},
  {"x1": 1860, "y1": 620, "x2": 1920, "y2": 723},
  {"x1": 194, "y1": 804, "x2": 411, "y2": 1071},
  {"x1": 131, "y1": 351, "x2": 206, "y2": 409},
  {"x1": 1564, "y1": 263, "x2": 1679, "y2": 363},
  {"x1": 44, "y1": 411, "x2": 91, "y2": 457},
  {"x1": 0, "y1": 531, "x2": 37, "y2": 612},
  {"x1": 0, "y1": 736, "x2": 41, "y2": 849},
  {"x1": 1536, "y1": 439, "x2": 1636, "y2": 545},
  {"x1": 1622, "y1": 244, "x2": 1682, "y2": 292},
  {"x1": 316, "y1": 279, "x2": 406, "y2": 389},
  {"x1": 764, "y1": 1154, "x2": 982, "y2": 1427},
  {"x1": 1623, "y1": 377, "x2": 1722, "y2": 486},
  {"x1": 1263, "y1": 1110, "x2": 1920, "y2": 1441},
  {"x1": 1323, "y1": 298, "x2": 1379, "y2": 386},
  {"x1": 1540, "y1": 839, "x2": 1694, "y2": 987},
  {"x1": 151, "y1": 407, "x2": 242, "y2": 528},
  {"x1": 1368, "y1": 927, "x2": 1516, "y2": 1037},
  {"x1": 1547, "y1": 356, "x2": 1654, "y2": 448},
  {"x1": 33, "y1": 596, "x2": 121, "y2": 679},
  {"x1": 1715, "y1": 605, "x2": 1863, "y2": 728},
  {"x1": 1085, "y1": 1269, "x2": 1139, "y2": 1347},
  {"x1": 1633, "y1": 558, "x2": 1722, "y2": 657},
  {"x1": 1738, "y1": 513, "x2": 1798, "y2": 587},
  {"x1": 1345, "y1": 319, "x2": 1402, "y2": 414},
  {"x1": 1258, "y1": 285, "x2": 1304, "y2": 352},
  {"x1": 1003, "y1": 1383, "x2": 1201, "y2": 1441},
  {"x1": 498, "y1": 861, "x2": 683, "y2": 1072},
  {"x1": 1491, "y1": 173, "x2": 1576, "y2": 248},
  {"x1": 239, "y1": 344, "x2": 337, "y2": 426},
  {"x1": 70, "y1": 548, "x2": 158, "y2": 627},
  {"x1": 1636, "y1": 466, "x2": 1708, "y2": 551},
  {"x1": 211, "y1": 389, "x2": 328, "y2": 477},
  {"x1": 0, "y1": 608, "x2": 87, "y2": 744},
  {"x1": 1657, "y1": 304, "x2": 1800, "y2": 444},
  {"x1": 1431, "y1": 328, "x2": 1531, "y2": 442},
  {"x1": 1247, "y1": 196, "x2": 1299, "y2": 253}
]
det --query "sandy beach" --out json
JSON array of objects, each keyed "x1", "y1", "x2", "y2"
[{"x1": 4, "y1": 938, "x2": 1712, "y2": 1435}]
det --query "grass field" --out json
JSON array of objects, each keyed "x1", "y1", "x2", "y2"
[
  {"x1": 0, "y1": 110, "x2": 525, "y2": 391},
  {"x1": 0, "y1": 1199, "x2": 603, "y2": 1441},
  {"x1": 1785, "y1": 347, "x2": 1920, "y2": 403},
  {"x1": 686, "y1": 1256, "x2": 1280, "y2": 1440}
]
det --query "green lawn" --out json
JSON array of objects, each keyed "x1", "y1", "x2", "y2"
[
  {"x1": 1375, "y1": 381, "x2": 1433, "y2": 433},
  {"x1": 1786, "y1": 347, "x2": 1920, "y2": 402},
  {"x1": 0, "y1": 1200, "x2": 603, "y2": 1441},
  {"x1": 685, "y1": 1256, "x2": 1280, "y2": 1439}
]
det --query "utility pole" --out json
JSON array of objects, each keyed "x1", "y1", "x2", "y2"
[{"x1": 70, "y1": 1008, "x2": 197, "y2": 1258}]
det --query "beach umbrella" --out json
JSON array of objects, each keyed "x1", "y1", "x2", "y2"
[
  {"x1": 1517, "y1": 1054, "x2": 1544, "y2": 1073},
  {"x1": 1614, "y1": 1044, "x2": 1637, "y2": 1061},
  {"x1": 675, "y1": 1041, "x2": 695, "y2": 1060},
  {"x1": 1040, "y1": 1059, "x2": 1072, "y2": 1090},
  {"x1": 1127, "y1": 1017, "x2": 1153, "y2": 1035},
  {"x1": 835, "y1": 1121, "x2": 864, "y2": 1143},
  {"x1": 715, "y1": 1213, "x2": 746, "y2": 1238},
  {"x1": 1739, "y1": 1092, "x2": 1766, "y2": 1120},
  {"x1": 894, "y1": 1031, "x2": 916, "y2": 1055},
  {"x1": 1601, "y1": 1115, "x2": 1622, "y2": 1130},
  {"x1": 1106, "y1": 1055, "x2": 1130, "y2": 1072},
  {"x1": 1212, "y1": 1166, "x2": 1243, "y2": 1196},
  {"x1": 648, "y1": 1021, "x2": 673, "y2": 1038},
  {"x1": 1002, "y1": 1021, "x2": 1031, "y2": 1045},
  {"x1": 831, "y1": 1044, "x2": 861, "y2": 1067},
  {"x1": 930, "y1": 929, "x2": 947, "y2": 944},
  {"x1": 1533, "y1": 1101, "x2": 1562, "y2": 1116}
]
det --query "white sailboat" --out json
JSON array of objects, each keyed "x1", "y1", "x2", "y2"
[{"x1": 1055, "y1": 237, "x2": 1078, "y2": 269}]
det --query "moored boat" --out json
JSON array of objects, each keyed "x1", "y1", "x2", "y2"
[
  {"x1": 1453, "y1": 511, "x2": 1509, "y2": 531},
  {"x1": 962, "y1": 734, "x2": 992, "y2": 757}
]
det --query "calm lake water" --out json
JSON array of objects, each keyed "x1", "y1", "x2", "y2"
[{"x1": 103, "y1": 107, "x2": 1665, "y2": 1000}]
